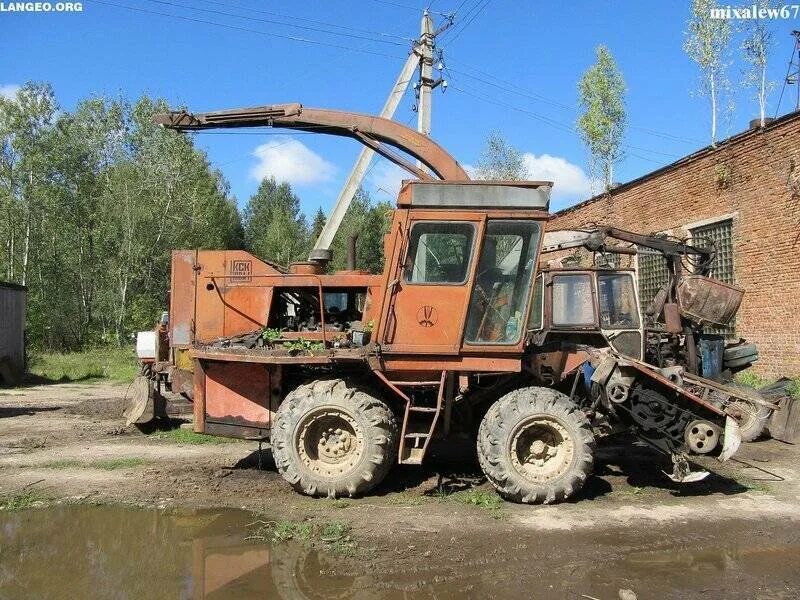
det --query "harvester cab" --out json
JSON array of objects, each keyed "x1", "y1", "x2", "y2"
[{"x1": 127, "y1": 102, "x2": 775, "y2": 504}]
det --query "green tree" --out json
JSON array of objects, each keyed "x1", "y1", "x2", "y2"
[
  {"x1": 577, "y1": 45, "x2": 626, "y2": 190},
  {"x1": 307, "y1": 206, "x2": 327, "y2": 254},
  {"x1": 243, "y1": 177, "x2": 308, "y2": 267},
  {"x1": 685, "y1": 0, "x2": 732, "y2": 145},
  {"x1": 328, "y1": 188, "x2": 391, "y2": 273},
  {"x1": 475, "y1": 132, "x2": 527, "y2": 180},
  {"x1": 741, "y1": 0, "x2": 775, "y2": 127},
  {"x1": 0, "y1": 85, "x2": 244, "y2": 349}
]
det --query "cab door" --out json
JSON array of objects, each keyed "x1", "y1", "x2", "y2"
[{"x1": 379, "y1": 214, "x2": 482, "y2": 354}]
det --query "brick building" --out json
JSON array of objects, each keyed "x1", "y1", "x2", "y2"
[{"x1": 548, "y1": 111, "x2": 800, "y2": 377}]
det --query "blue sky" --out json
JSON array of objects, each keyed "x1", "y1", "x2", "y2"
[{"x1": 2, "y1": 0, "x2": 798, "y2": 213}]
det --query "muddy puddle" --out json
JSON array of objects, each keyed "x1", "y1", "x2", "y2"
[{"x1": 1, "y1": 505, "x2": 799, "y2": 599}]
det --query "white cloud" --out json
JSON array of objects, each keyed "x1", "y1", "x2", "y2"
[
  {"x1": 250, "y1": 136, "x2": 335, "y2": 186},
  {"x1": 0, "y1": 84, "x2": 21, "y2": 100},
  {"x1": 522, "y1": 153, "x2": 595, "y2": 207}
]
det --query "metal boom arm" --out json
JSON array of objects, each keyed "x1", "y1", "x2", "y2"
[{"x1": 153, "y1": 103, "x2": 469, "y2": 181}]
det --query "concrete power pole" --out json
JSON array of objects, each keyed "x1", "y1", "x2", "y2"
[
  {"x1": 309, "y1": 53, "x2": 419, "y2": 262},
  {"x1": 416, "y1": 11, "x2": 434, "y2": 139},
  {"x1": 309, "y1": 11, "x2": 451, "y2": 263}
]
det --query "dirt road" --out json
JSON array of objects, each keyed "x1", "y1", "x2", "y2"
[{"x1": 1, "y1": 382, "x2": 799, "y2": 598}]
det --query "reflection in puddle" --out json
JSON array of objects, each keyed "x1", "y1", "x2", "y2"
[
  {"x1": 0, "y1": 505, "x2": 361, "y2": 600},
  {"x1": 1, "y1": 505, "x2": 799, "y2": 599}
]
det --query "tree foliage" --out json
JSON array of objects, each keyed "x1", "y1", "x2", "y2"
[
  {"x1": 329, "y1": 187, "x2": 391, "y2": 273},
  {"x1": 685, "y1": 0, "x2": 732, "y2": 145},
  {"x1": 475, "y1": 132, "x2": 528, "y2": 180},
  {"x1": 741, "y1": 0, "x2": 775, "y2": 127},
  {"x1": 243, "y1": 177, "x2": 308, "y2": 267},
  {"x1": 0, "y1": 83, "x2": 242, "y2": 349},
  {"x1": 577, "y1": 45, "x2": 626, "y2": 189}
]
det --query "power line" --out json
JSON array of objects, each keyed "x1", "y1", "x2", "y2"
[
  {"x1": 141, "y1": 0, "x2": 408, "y2": 46},
  {"x1": 192, "y1": 0, "x2": 410, "y2": 42},
  {"x1": 447, "y1": 58, "x2": 704, "y2": 145},
  {"x1": 85, "y1": 0, "x2": 407, "y2": 60},
  {"x1": 441, "y1": 0, "x2": 490, "y2": 45},
  {"x1": 449, "y1": 83, "x2": 673, "y2": 164},
  {"x1": 371, "y1": 0, "x2": 451, "y2": 17}
]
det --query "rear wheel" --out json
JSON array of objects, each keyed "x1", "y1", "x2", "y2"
[
  {"x1": 727, "y1": 383, "x2": 771, "y2": 442},
  {"x1": 271, "y1": 380, "x2": 398, "y2": 498},
  {"x1": 477, "y1": 387, "x2": 595, "y2": 504}
]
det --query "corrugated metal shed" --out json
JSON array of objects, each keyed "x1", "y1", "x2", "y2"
[{"x1": 0, "y1": 281, "x2": 26, "y2": 382}]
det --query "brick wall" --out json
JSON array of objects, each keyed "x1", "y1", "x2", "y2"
[{"x1": 548, "y1": 112, "x2": 800, "y2": 378}]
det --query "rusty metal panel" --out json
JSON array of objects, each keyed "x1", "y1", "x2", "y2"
[
  {"x1": 676, "y1": 275, "x2": 743, "y2": 327},
  {"x1": 204, "y1": 361, "x2": 271, "y2": 432},
  {"x1": 408, "y1": 181, "x2": 551, "y2": 210},
  {"x1": 0, "y1": 282, "x2": 26, "y2": 376},
  {"x1": 169, "y1": 251, "x2": 197, "y2": 347},
  {"x1": 195, "y1": 251, "x2": 227, "y2": 343}
]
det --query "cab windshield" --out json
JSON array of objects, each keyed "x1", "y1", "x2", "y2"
[{"x1": 598, "y1": 272, "x2": 640, "y2": 329}]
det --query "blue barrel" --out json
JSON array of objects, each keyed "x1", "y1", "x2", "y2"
[{"x1": 699, "y1": 335, "x2": 725, "y2": 379}]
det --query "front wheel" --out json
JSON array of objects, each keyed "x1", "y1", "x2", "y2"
[
  {"x1": 477, "y1": 387, "x2": 595, "y2": 504},
  {"x1": 271, "y1": 380, "x2": 398, "y2": 498}
]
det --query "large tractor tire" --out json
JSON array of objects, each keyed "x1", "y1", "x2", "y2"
[
  {"x1": 477, "y1": 387, "x2": 595, "y2": 504},
  {"x1": 727, "y1": 382, "x2": 771, "y2": 442},
  {"x1": 271, "y1": 380, "x2": 398, "y2": 498}
]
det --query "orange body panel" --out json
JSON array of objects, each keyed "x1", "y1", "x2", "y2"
[{"x1": 202, "y1": 362, "x2": 271, "y2": 431}]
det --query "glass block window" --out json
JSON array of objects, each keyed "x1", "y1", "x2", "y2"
[
  {"x1": 637, "y1": 250, "x2": 670, "y2": 318},
  {"x1": 690, "y1": 219, "x2": 735, "y2": 337}
]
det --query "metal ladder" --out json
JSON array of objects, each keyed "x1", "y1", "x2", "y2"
[{"x1": 387, "y1": 371, "x2": 446, "y2": 465}]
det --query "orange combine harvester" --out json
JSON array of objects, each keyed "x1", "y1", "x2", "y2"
[{"x1": 129, "y1": 102, "x2": 777, "y2": 504}]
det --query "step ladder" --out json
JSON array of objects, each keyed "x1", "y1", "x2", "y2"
[{"x1": 388, "y1": 372, "x2": 446, "y2": 465}]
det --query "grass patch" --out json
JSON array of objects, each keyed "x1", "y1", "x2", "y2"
[
  {"x1": 247, "y1": 519, "x2": 358, "y2": 556},
  {"x1": 385, "y1": 493, "x2": 424, "y2": 506},
  {"x1": 271, "y1": 520, "x2": 313, "y2": 542},
  {"x1": 0, "y1": 490, "x2": 45, "y2": 511},
  {"x1": 150, "y1": 428, "x2": 240, "y2": 445},
  {"x1": 431, "y1": 486, "x2": 507, "y2": 519},
  {"x1": 735, "y1": 371, "x2": 800, "y2": 400},
  {"x1": 449, "y1": 489, "x2": 503, "y2": 510},
  {"x1": 329, "y1": 499, "x2": 351, "y2": 509},
  {"x1": 38, "y1": 459, "x2": 81, "y2": 469},
  {"x1": 91, "y1": 457, "x2": 148, "y2": 470},
  {"x1": 27, "y1": 346, "x2": 138, "y2": 383}
]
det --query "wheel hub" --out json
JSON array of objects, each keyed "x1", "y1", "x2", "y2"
[
  {"x1": 296, "y1": 408, "x2": 364, "y2": 478},
  {"x1": 684, "y1": 419, "x2": 721, "y2": 454},
  {"x1": 318, "y1": 427, "x2": 355, "y2": 462},
  {"x1": 510, "y1": 416, "x2": 575, "y2": 483}
]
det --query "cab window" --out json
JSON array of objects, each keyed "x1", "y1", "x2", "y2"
[
  {"x1": 527, "y1": 274, "x2": 544, "y2": 330},
  {"x1": 552, "y1": 274, "x2": 596, "y2": 327},
  {"x1": 598, "y1": 273, "x2": 640, "y2": 329},
  {"x1": 465, "y1": 220, "x2": 541, "y2": 344},
  {"x1": 403, "y1": 222, "x2": 475, "y2": 284}
]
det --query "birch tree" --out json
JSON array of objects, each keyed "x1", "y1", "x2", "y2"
[
  {"x1": 475, "y1": 132, "x2": 527, "y2": 180},
  {"x1": 685, "y1": 0, "x2": 732, "y2": 145},
  {"x1": 741, "y1": 0, "x2": 775, "y2": 127},
  {"x1": 577, "y1": 45, "x2": 626, "y2": 190}
]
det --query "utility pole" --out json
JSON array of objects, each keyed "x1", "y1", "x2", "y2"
[
  {"x1": 309, "y1": 11, "x2": 452, "y2": 263},
  {"x1": 309, "y1": 53, "x2": 419, "y2": 262},
  {"x1": 790, "y1": 30, "x2": 800, "y2": 111},
  {"x1": 416, "y1": 11, "x2": 434, "y2": 139}
]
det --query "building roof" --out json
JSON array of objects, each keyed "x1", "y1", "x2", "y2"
[{"x1": 555, "y1": 109, "x2": 800, "y2": 217}]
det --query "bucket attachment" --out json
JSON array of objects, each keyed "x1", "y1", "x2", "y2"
[
  {"x1": 124, "y1": 376, "x2": 166, "y2": 426},
  {"x1": 664, "y1": 453, "x2": 709, "y2": 483}
]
